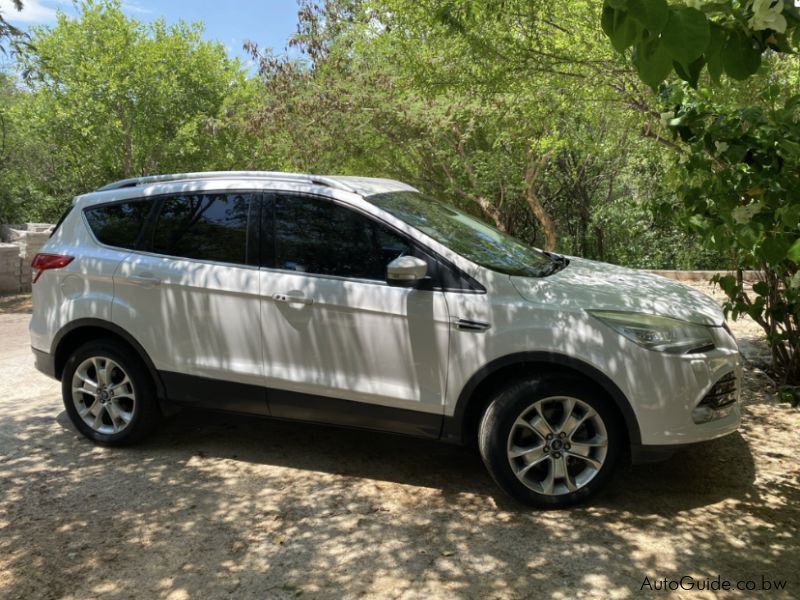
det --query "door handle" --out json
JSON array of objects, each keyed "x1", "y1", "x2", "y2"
[
  {"x1": 127, "y1": 274, "x2": 161, "y2": 287},
  {"x1": 272, "y1": 292, "x2": 313, "y2": 305}
]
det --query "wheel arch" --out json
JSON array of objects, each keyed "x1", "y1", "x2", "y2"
[
  {"x1": 51, "y1": 318, "x2": 166, "y2": 398},
  {"x1": 441, "y1": 352, "x2": 641, "y2": 448}
]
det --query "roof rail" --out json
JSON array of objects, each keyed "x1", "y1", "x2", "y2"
[{"x1": 95, "y1": 171, "x2": 358, "y2": 193}]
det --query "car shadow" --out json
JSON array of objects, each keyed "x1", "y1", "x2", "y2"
[{"x1": 56, "y1": 406, "x2": 759, "y2": 514}]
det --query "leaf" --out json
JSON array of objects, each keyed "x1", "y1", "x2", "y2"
[
  {"x1": 723, "y1": 29, "x2": 761, "y2": 80},
  {"x1": 628, "y1": 0, "x2": 669, "y2": 34},
  {"x1": 706, "y1": 23, "x2": 725, "y2": 83},
  {"x1": 752, "y1": 281, "x2": 769, "y2": 296},
  {"x1": 632, "y1": 38, "x2": 672, "y2": 89},
  {"x1": 601, "y1": 4, "x2": 641, "y2": 53},
  {"x1": 661, "y1": 5, "x2": 710, "y2": 67},
  {"x1": 779, "y1": 204, "x2": 800, "y2": 228},
  {"x1": 673, "y1": 56, "x2": 705, "y2": 88},
  {"x1": 731, "y1": 203, "x2": 762, "y2": 224},
  {"x1": 760, "y1": 236, "x2": 790, "y2": 264},
  {"x1": 716, "y1": 274, "x2": 738, "y2": 297},
  {"x1": 787, "y1": 239, "x2": 800, "y2": 262},
  {"x1": 689, "y1": 214, "x2": 709, "y2": 231},
  {"x1": 747, "y1": 296, "x2": 766, "y2": 320}
]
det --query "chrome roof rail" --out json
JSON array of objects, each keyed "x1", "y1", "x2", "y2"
[{"x1": 95, "y1": 171, "x2": 358, "y2": 193}]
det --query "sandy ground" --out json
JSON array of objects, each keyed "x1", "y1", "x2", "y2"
[{"x1": 0, "y1": 284, "x2": 798, "y2": 599}]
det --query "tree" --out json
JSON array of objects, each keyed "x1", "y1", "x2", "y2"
[
  {"x1": 2, "y1": 0, "x2": 260, "y2": 221},
  {"x1": 601, "y1": 0, "x2": 800, "y2": 398},
  {"x1": 0, "y1": 0, "x2": 23, "y2": 55},
  {"x1": 245, "y1": 0, "x2": 691, "y2": 261}
]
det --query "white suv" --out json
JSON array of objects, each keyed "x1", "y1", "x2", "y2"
[{"x1": 29, "y1": 171, "x2": 742, "y2": 507}]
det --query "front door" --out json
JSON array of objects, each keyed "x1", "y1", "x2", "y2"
[{"x1": 258, "y1": 193, "x2": 450, "y2": 436}]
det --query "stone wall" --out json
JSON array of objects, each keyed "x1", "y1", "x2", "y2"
[
  {"x1": 644, "y1": 269, "x2": 759, "y2": 283},
  {"x1": 0, "y1": 223, "x2": 55, "y2": 295}
]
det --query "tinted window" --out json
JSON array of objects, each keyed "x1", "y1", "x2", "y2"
[
  {"x1": 85, "y1": 200, "x2": 154, "y2": 249},
  {"x1": 369, "y1": 191, "x2": 553, "y2": 277},
  {"x1": 152, "y1": 194, "x2": 253, "y2": 265},
  {"x1": 273, "y1": 195, "x2": 412, "y2": 280}
]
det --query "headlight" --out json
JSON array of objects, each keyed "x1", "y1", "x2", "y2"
[{"x1": 588, "y1": 310, "x2": 714, "y2": 354}]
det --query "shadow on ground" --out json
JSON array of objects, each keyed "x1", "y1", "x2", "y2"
[{"x1": 1, "y1": 391, "x2": 797, "y2": 599}]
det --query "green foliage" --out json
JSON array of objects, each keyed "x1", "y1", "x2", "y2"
[
  {"x1": 1, "y1": 0, "x2": 261, "y2": 221},
  {"x1": 602, "y1": 0, "x2": 800, "y2": 388},
  {"x1": 602, "y1": 0, "x2": 800, "y2": 89},
  {"x1": 245, "y1": 0, "x2": 695, "y2": 263},
  {"x1": 0, "y1": 0, "x2": 25, "y2": 56},
  {"x1": 0, "y1": 0, "x2": 749, "y2": 289}
]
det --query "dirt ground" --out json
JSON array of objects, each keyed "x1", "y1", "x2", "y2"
[{"x1": 0, "y1": 284, "x2": 798, "y2": 599}]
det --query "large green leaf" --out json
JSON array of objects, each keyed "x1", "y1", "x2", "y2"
[
  {"x1": 788, "y1": 239, "x2": 800, "y2": 262},
  {"x1": 628, "y1": 0, "x2": 669, "y2": 34},
  {"x1": 761, "y1": 236, "x2": 791, "y2": 264},
  {"x1": 632, "y1": 38, "x2": 672, "y2": 90},
  {"x1": 673, "y1": 56, "x2": 705, "y2": 88},
  {"x1": 753, "y1": 281, "x2": 770, "y2": 296},
  {"x1": 661, "y1": 5, "x2": 710, "y2": 67},
  {"x1": 715, "y1": 274, "x2": 738, "y2": 297},
  {"x1": 601, "y1": 4, "x2": 640, "y2": 53},
  {"x1": 723, "y1": 29, "x2": 761, "y2": 80},
  {"x1": 706, "y1": 23, "x2": 725, "y2": 83}
]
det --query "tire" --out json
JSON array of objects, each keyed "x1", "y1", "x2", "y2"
[
  {"x1": 478, "y1": 376, "x2": 622, "y2": 508},
  {"x1": 61, "y1": 338, "x2": 161, "y2": 445}
]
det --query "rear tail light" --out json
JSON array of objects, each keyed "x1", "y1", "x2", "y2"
[{"x1": 31, "y1": 253, "x2": 74, "y2": 284}]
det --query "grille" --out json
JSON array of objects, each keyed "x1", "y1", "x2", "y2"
[{"x1": 700, "y1": 372, "x2": 738, "y2": 409}]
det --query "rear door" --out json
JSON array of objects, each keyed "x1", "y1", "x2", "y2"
[
  {"x1": 258, "y1": 192, "x2": 450, "y2": 435},
  {"x1": 112, "y1": 191, "x2": 266, "y2": 414}
]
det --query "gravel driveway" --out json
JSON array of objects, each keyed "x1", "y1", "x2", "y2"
[{"x1": 1, "y1": 287, "x2": 798, "y2": 599}]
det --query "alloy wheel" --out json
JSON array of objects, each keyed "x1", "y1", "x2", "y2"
[
  {"x1": 506, "y1": 396, "x2": 608, "y2": 496},
  {"x1": 71, "y1": 356, "x2": 136, "y2": 435}
]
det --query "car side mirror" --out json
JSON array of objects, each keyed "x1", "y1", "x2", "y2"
[{"x1": 386, "y1": 256, "x2": 428, "y2": 287}]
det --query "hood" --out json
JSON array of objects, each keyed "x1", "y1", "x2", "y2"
[{"x1": 510, "y1": 257, "x2": 724, "y2": 326}]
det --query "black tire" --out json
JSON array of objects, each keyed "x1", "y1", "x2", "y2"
[
  {"x1": 61, "y1": 338, "x2": 161, "y2": 445},
  {"x1": 478, "y1": 376, "x2": 622, "y2": 508}
]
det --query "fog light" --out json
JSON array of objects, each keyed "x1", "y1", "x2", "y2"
[
  {"x1": 692, "y1": 403, "x2": 735, "y2": 424},
  {"x1": 692, "y1": 405, "x2": 715, "y2": 424}
]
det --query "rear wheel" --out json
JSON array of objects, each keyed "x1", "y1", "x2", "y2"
[
  {"x1": 62, "y1": 339, "x2": 160, "y2": 445},
  {"x1": 478, "y1": 376, "x2": 621, "y2": 508}
]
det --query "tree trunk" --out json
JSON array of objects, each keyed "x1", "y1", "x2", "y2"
[{"x1": 525, "y1": 152, "x2": 556, "y2": 251}]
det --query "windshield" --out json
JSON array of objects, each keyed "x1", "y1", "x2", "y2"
[{"x1": 368, "y1": 191, "x2": 554, "y2": 277}]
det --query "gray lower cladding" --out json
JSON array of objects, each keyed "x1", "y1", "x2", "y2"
[
  {"x1": 158, "y1": 371, "x2": 443, "y2": 440},
  {"x1": 32, "y1": 346, "x2": 696, "y2": 461},
  {"x1": 32, "y1": 347, "x2": 57, "y2": 378}
]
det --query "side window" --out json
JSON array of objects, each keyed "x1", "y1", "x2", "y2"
[
  {"x1": 85, "y1": 200, "x2": 154, "y2": 249},
  {"x1": 273, "y1": 194, "x2": 413, "y2": 280},
  {"x1": 152, "y1": 193, "x2": 253, "y2": 265}
]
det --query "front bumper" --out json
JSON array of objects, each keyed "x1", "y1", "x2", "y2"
[
  {"x1": 624, "y1": 324, "x2": 743, "y2": 447},
  {"x1": 630, "y1": 438, "x2": 735, "y2": 464},
  {"x1": 32, "y1": 347, "x2": 57, "y2": 379}
]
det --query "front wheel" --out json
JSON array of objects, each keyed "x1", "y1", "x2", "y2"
[
  {"x1": 478, "y1": 377, "x2": 622, "y2": 508},
  {"x1": 62, "y1": 339, "x2": 161, "y2": 445}
]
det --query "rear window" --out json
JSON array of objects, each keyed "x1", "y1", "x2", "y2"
[
  {"x1": 151, "y1": 193, "x2": 253, "y2": 265},
  {"x1": 85, "y1": 200, "x2": 155, "y2": 249}
]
